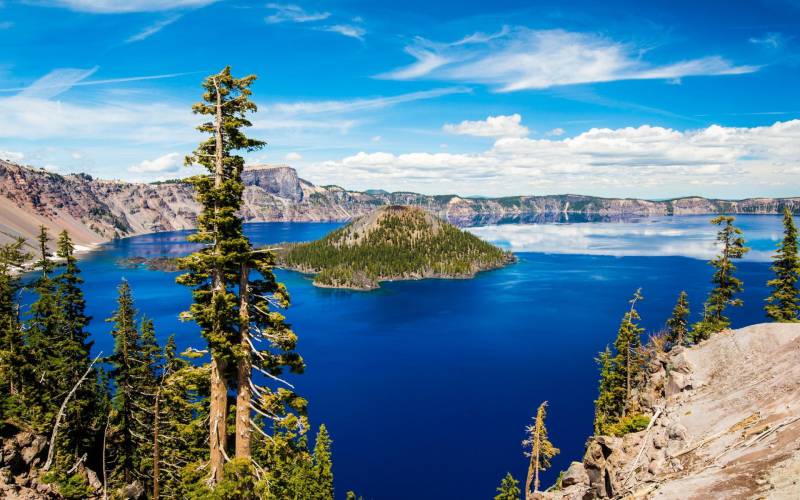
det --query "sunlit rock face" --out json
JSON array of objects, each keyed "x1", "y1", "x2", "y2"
[{"x1": 1, "y1": 159, "x2": 798, "y2": 248}]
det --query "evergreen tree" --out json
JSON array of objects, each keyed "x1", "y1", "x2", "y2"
[
  {"x1": 594, "y1": 289, "x2": 645, "y2": 435},
  {"x1": 495, "y1": 472, "x2": 521, "y2": 500},
  {"x1": 312, "y1": 424, "x2": 334, "y2": 499},
  {"x1": 765, "y1": 208, "x2": 799, "y2": 322},
  {"x1": 666, "y1": 291, "x2": 690, "y2": 346},
  {"x1": 176, "y1": 66, "x2": 265, "y2": 484},
  {"x1": 693, "y1": 216, "x2": 749, "y2": 340},
  {"x1": 523, "y1": 401, "x2": 559, "y2": 496},
  {"x1": 106, "y1": 281, "x2": 160, "y2": 489},
  {"x1": 53, "y1": 231, "x2": 99, "y2": 457},
  {"x1": 23, "y1": 226, "x2": 63, "y2": 429},
  {"x1": 0, "y1": 238, "x2": 31, "y2": 414}
]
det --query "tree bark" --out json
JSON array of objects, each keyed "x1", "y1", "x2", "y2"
[
  {"x1": 208, "y1": 74, "x2": 228, "y2": 484},
  {"x1": 152, "y1": 385, "x2": 162, "y2": 499},
  {"x1": 235, "y1": 262, "x2": 252, "y2": 459},
  {"x1": 209, "y1": 356, "x2": 227, "y2": 484}
]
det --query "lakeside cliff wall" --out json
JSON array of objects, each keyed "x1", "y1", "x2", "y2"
[{"x1": 1, "y1": 159, "x2": 798, "y2": 249}]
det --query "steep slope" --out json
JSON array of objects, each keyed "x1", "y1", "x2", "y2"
[
  {"x1": 1, "y1": 160, "x2": 799, "y2": 251},
  {"x1": 545, "y1": 323, "x2": 800, "y2": 500},
  {"x1": 277, "y1": 205, "x2": 515, "y2": 289}
]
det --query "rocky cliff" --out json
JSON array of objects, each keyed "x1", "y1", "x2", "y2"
[
  {"x1": 1, "y1": 160, "x2": 798, "y2": 250},
  {"x1": 543, "y1": 323, "x2": 800, "y2": 500}
]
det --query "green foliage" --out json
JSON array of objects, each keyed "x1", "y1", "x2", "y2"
[
  {"x1": 604, "y1": 413, "x2": 651, "y2": 437},
  {"x1": 495, "y1": 472, "x2": 521, "y2": 500},
  {"x1": 280, "y1": 206, "x2": 512, "y2": 289},
  {"x1": 692, "y1": 216, "x2": 749, "y2": 341},
  {"x1": 524, "y1": 401, "x2": 559, "y2": 494},
  {"x1": 594, "y1": 289, "x2": 645, "y2": 435},
  {"x1": 312, "y1": 424, "x2": 334, "y2": 500},
  {"x1": 105, "y1": 281, "x2": 161, "y2": 489},
  {"x1": 765, "y1": 208, "x2": 800, "y2": 322},
  {"x1": 665, "y1": 291, "x2": 690, "y2": 347},
  {"x1": 0, "y1": 237, "x2": 31, "y2": 421}
]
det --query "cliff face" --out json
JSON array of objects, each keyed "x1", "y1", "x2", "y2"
[
  {"x1": 1, "y1": 160, "x2": 798, "y2": 249},
  {"x1": 544, "y1": 323, "x2": 800, "y2": 500}
]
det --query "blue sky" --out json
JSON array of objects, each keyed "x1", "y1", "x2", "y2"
[{"x1": 1, "y1": 0, "x2": 799, "y2": 198}]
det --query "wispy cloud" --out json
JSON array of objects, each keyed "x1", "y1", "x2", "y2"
[
  {"x1": 443, "y1": 114, "x2": 529, "y2": 138},
  {"x1": 749, "y1": 32, "x2": 785, "y2": 48},
  {"x1": 270, "y1": 87, "x2": 471, "y2": 115},
  {"x1": 379, "y1": 27, "x2": 759, "y2": 91},
  {"x1": 0, "y1": 21, "x2": 12, "y2": 29},
  {"x1": 320, "y1": 24, "x2": 365, "y2": 40},
  {"x1": 29, "y1": 0, "x2": 217, "y2": 13},
  {"x1": 126, "y1": 15, "x2": 181, "y2": 43},
  {"x1": 265, "y1": 3, "x2": 330, "y2": 24},
  {"x1": 0, "y1": 68, "x2": 199, "y2": 96}
]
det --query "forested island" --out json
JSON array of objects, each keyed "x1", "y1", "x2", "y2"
[{"x1": 277, "y1": 205, "x2": 516, "y2": 290}]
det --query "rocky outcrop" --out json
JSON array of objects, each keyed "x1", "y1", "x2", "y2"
[
  {"x1": 539, "y1": 323, "x2": 800, "y2": 500},
  {"x1": 1, "y1": 427, "x2": 59, "y2": 499},
  {"x1": 1, "y1": 160, "x2": 798, "y2": 251}
]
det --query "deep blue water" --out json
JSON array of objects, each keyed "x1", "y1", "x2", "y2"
[{"x1": 21, "y1": 216, "x2": 784, "y2": 499}]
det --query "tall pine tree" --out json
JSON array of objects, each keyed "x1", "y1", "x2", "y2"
[
  {"x1": 666, "y1": 291, "x2": 689, "y2": 346},
  {"x1": 693, "y1": 216, "x2": 749, "y2": 340},
  {"x1": 594, "y1": 289, "x2": 645, "y2": 435},
  {"x1": 106, "y1": 281, "x2": 160, "y2": 489},
  {"x1": 177, "y1": 66, "x2": 265, "y2": 484},
  {"x1": 0, "y1": 238, "x2": 31, "y2": 418},
  {"x1": 523, "y1": 401, "x2": 559, "y2": 497},
  {"x1": 765, "y1": 208, "x2": 799, "y2": 322}
]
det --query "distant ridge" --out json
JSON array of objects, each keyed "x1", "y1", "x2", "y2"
[{"x1": 0, "y1": 159, "x2": 798, "y2": 249}]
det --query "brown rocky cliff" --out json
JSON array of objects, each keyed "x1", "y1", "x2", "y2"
[{"x1": 1, "y1": 160, "x2": 798, "y2": 250}]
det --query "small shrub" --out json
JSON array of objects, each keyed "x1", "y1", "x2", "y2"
[{"x1": 605, "y1": 413, "x2": 651, "y2": 437}]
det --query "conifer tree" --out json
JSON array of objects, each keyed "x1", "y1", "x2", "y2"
[
  {"x1": 0, "y1": 238, "x2": 31, "y2": 410},
  {"x1": 24, "y1": 226, "x2": 62, "y2": 429},
  {"x1": 614, "y1": 288, "x2": 644, "y2": 416},
  {"x1": 765, "y1": 208, "x2": 799, "y2": 322},
  {"x1": 53, "y1": 231, "x2": 99, "y2": 456},
  {"x1": 693, "y1": 216, "x2": 749, "y2": 340},
  {"x1": 106, "y1": 281, "x2": 160, "y2": 488},
  {"x1": 177, "y1": 66, "x2": 265, "y2": 483},
  {"x1": 495, "y1": 472, "x2": 521, "y2": 500},
  {"x1": 312, "y1": 424, "x2": 334, "y2": 499},
  {"x1": 666, "y1": 291, "x2": 690, "y2": 346},
  {"x1": 523, "y1": 401, "x2": 559, "y2": 497},
  {"x1": 594, "y1": 289, "x2": 645, "y2": 434}
]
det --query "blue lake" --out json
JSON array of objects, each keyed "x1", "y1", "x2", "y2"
[{"x1": 22, "y1": 215, "x2": 785, "y2": 499}]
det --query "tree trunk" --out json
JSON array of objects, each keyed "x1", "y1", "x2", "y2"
[
  {"x1": 208, "y1": 75, "x2": 228, "y2": 484},
  {"x1": 209, "y1": 356, "x2": 227, "y2": 484},
  {"x1": 152, "y1": 386, "x2": 161, "y2": 499},
  {"x1": 235, "y1": 262, "x2": 252, "y2": 459}
]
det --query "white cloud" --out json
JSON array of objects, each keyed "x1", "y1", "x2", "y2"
[
  {"x1": 547, "y1": 128, "x2": 565, "y2": 137},
  {"x1": 0, "y1": 150, "x2": 24, "y2": 161},
  {"x1": 126, "y1": 15, "x2": 180, "y2": 43},
  {"x1": 285, "y1": 152, "x2": 302, "y2": 161},
  {"x1": 304, "y1": 120, "x2": 800, "y2": 197},
  {"x1": 379, "y1": 27, "x2": 759, "y2": 91},
  {"x1": 30, "y1": 0, "x2": 217, "y2": 13},
  {"x1": 320, "y1": 24, "x2": 365, "y2": 40},
  {"x1": 371, "y1": 135, "x2": 382, "y2": 142},
  {"x1": 129, "y1": 152, "x2": 182, "y2": 173},
  {"x1": 270, "y1": 87, "x2": 471, "y2": 115},
  {"x1": 265, "y1": 3, "x2": 330, "y2": 24},
  {"x1": 443, "y1": 113, "x2": 529, "y2": 138},
  {"x1": 0, "y1": 68, "x2": 195, "y2": 96}
]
